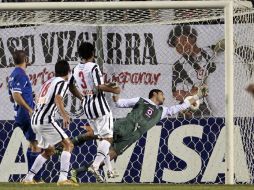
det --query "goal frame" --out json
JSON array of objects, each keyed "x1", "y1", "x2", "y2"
[{"x1": 0, "y1": 1, "x2": 234, "y2": 184}]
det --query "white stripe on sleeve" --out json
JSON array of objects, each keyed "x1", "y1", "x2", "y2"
[
  {"x1": 161, "y1": 101, "x2": 191, "y2": 119},
  {"x1": 115, "y1": 97, "x2": 140, "y2": 108}
]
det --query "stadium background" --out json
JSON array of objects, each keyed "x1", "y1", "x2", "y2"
[{"x1": 0, "y1": 0, "x2": 253, "y2": 185}]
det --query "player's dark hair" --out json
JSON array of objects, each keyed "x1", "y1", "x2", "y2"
[
  {"x1": 13, "y1": 50, "x2": 28, "y2": 65},
  {"x1": 78, "y1": 42, "x2": 95, "y2": 60},
  {"x1": 149, "y1": 89, "x2": 163, "y2": 99},
  {"x1": 55, "y1": 60, "x2": 70, "y2": 77},
  {"x1": 167, "y1": 25, "x2": 198, "y2": 47}
]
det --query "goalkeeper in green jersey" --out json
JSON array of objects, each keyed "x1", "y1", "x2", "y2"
[{"x1": 69, "y1": 88, "x2": 207, "y2": 182}]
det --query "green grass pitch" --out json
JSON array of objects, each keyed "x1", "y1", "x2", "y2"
[{"x1": 1, "y1": 183, "x2": 254, "y2": 190}]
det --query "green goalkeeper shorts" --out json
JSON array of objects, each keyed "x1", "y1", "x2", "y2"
[{"x1": 112, "y1": 118, "x2": 141, "y2": 155}]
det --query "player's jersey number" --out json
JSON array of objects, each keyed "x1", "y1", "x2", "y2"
[{"x1": 38, "y1": 81, "x2": 51, "y2": 104}]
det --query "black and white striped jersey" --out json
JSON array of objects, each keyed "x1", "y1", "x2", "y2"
[
  {"x1": 32, "y1": 77, "x2": 69, "y2": 125},
  {"x1": 70, "y1": 62, "x2": 110, "y2": 119}
]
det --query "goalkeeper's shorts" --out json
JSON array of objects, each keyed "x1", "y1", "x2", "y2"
[
  {"x1": 112, "y1": 118, "x2": 141, "y2": 155},
  {"x1": 112, "y1": 132, "x2": 141, "y2": 155}
]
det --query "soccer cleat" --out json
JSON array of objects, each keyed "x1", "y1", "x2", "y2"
[
  {"x1": 21, "y1": 179, "x2": 38, "y2": 185},
  {"x1": 107, "y1": 170, "x2": 119, "y2": 179},
  {"x1": 57, "y1": 179, "x2": 79, "y2": 186},
  {"x1": 88, "y1": 165, "x2": 105, "y2": 183},
  {"x1": 70, "y1": 169, "x2": 78, "y2": 183}
]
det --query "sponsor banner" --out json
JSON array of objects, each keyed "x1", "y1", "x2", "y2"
[
  {"x1": 0, "y1": 25, "x2": 97, "y2": 120},
  {"x1": 0, "y1": 24, "x2": 228, "y2": 119},
  {"x1": 0, "y1": 118, "x2": 251, "y2": 183},
  {"x1": 1, "y1": 24, "x2": 254, "y2": 119}
]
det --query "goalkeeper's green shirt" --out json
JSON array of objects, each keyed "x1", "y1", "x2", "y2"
[
  {"x1": 114, "y1": 97, "x2": 191, "y2": 135},
  {"x1": 125, "y1": 98, "x2": 163, "y2": 134}
]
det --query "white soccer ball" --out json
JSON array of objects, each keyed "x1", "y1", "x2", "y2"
[{"x1": 185, "y1": 96, "x2": 200, "y2": 111}]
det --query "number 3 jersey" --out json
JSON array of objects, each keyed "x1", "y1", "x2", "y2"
[
  {"x1": 70, "y1": 62, "x2": 110, "y2": 119},
  {"x1": 31, "y1": 77, "x2": 69, "y2": 125}
]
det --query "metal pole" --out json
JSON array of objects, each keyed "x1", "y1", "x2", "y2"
[
  {"x1": 224, "y1": 0, "x2": 234, "y2": 185},
  {"x1": 0, "y1": 1, "x2": 228, "y2": 10}
]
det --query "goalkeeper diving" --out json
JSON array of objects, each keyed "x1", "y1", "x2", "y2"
[{"x1": 67, "y1": 86, "x2": 208, "y2": 182}]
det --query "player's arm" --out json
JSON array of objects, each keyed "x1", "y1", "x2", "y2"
[
  {"x1": 55, "y1": 82, "x2": 70, "y2": 129},
  {"x1": 12, "y1": 92, "x2": 33, "y2": 115},
  {"x1": 69, "y1": 75, "x2": 83, "y2": 100},
  {"x1": 114, "y1": 97, "x2": 140, "y2": 108},
  {"x1": 92, "y1": 65, "x2": 120, "y2": 94},
  {"x1": 97, "y1": 84, "x2": 120, "y2": 94},
  {"x1": 162, "y1": 96, "x2": 198, "y2": 118}
]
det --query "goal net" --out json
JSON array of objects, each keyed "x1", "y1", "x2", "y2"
[{"x1": 0, "y1": 1, "x2": 253, "y2": 184}]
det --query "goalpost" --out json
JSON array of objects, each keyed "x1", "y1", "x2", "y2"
[{"x1": 0, "y1": 1, "x2": 252, "y2": 185}]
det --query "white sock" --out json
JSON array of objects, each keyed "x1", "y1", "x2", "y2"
[
  {"x1": 25, "y1": 154, "x2": 47, "y2": 181},
  {"x1": 92, "y1": 140, "x2": 110, "y2": 170},
  {"x1": 58, "y1": 151, "x2": 71, "y2": 182},
  {"x1": 104, "y1": 154, "x2": 112, "y2": 172}
]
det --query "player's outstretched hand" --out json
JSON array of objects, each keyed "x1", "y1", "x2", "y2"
[
  {"x1": 63, "y1": 114, "x2": 71, "y2": 129},
  {"x1": 197, "y1": 85, "x2": 209, "y2": 98},
  {"x1": 246, "y1": 84, "x2": 254, "y2": 96}
]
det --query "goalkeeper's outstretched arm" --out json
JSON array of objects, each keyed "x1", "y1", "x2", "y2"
[{"x1": 162, "y1": 87, "x2": 208, "y2": 118}]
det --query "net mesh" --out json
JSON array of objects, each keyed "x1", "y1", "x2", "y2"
[
  {"x1": 0, "y1": 3, "x2": 253, "y2": 184},
  {"x1": 234, "y1": 8, "x2": 254, "y2": 184}
]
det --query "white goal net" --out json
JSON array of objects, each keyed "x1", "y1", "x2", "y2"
[{"x1": 0, "y1": 1, "x2": 253, "y2": 184}]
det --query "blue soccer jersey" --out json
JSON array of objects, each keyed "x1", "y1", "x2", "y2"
[{"x1": 8, "y1": 67, "x2": 34, "y2": 130}]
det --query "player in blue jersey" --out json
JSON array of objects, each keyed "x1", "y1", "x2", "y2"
[{"x1": 8, "y1": 50, "x2": 42, "y2": 182}]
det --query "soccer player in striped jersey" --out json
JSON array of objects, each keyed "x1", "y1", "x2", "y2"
[
  {"x1": 8, "y1": 50, "x2": 42, "y2": 182},
  {"x1": 69, "y1": 42, "x2": 120, "y2": 182},
  {"x1": 23, "y1": 60, "x2": 77, "y2": 186}
]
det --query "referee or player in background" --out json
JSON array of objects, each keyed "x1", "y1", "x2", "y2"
[{"x1": 8, "y1": 50, "x2": 42, "y2": 182}]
